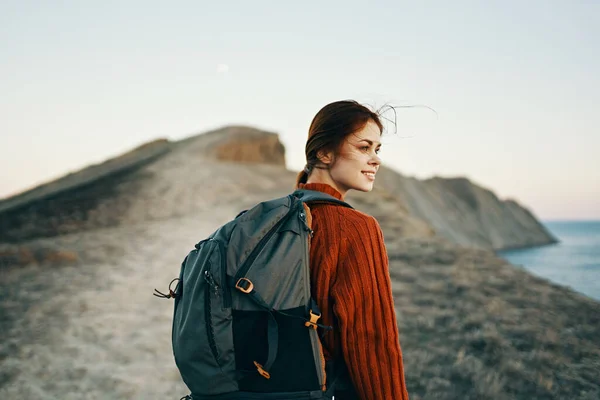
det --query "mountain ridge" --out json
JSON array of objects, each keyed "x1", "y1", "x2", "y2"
[{"x1": 0, "y1": 125, "x2": 556, "y2": 250}]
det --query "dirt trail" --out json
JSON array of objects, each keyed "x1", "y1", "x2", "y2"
[{"x1": 0, "y1": 206, "x2": 237, "y2": 399}]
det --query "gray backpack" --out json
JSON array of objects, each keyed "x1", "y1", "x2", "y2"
[{"x1": 154, "y1": 189, "x2": 353, "y2": 399}]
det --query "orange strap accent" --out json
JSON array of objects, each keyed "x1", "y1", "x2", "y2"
[
  {"x1": 253, "y1": 361, "x2": 271, "y2": 379},
  {"x1": 304, "y1": 310, "x2": 321, "y2": 330},
  {"x1": 235, "y1": 278, "x2": 254, "y2": 294}
]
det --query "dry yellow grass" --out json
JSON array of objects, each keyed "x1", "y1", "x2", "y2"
[{"x1": 387, "y1": 237, "x2": 600, "y2": 400}]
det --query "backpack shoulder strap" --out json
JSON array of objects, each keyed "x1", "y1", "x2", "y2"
[{"x1": 292, "y1": 189, "x2": 354, "y2": 209}]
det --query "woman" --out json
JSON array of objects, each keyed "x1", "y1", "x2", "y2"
[{"x1": 296, "y1": 100, "x2": 409, "y2": 400}]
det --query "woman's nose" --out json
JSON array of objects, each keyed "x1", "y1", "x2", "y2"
[{"x1": 370, "y1": 153, "x2": 381, "y2": 166}]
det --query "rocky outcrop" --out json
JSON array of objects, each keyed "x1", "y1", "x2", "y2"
[
  {"x1": 375, "y1": 169, "x2": 557, "y2": 250},
  {"x1": 177, "y1": 125, "x2": 286, "y2": 166}
]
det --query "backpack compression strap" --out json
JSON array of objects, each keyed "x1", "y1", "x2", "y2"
[{"x1": 292, "y1": 189, "x2": 354, "y2": 209}]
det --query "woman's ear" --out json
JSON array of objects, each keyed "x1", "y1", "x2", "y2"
[{"x1": 317, "y1": 150, "x2": 334, "y2": 166}]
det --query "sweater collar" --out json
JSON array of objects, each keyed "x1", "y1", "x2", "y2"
[{"x1": 298, "y1": 183, "x2": 344, "y2": 201}]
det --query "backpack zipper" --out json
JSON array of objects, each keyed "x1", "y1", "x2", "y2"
[
  {"x1": 210, "y1": 239, "x2": 231, "y2": 309},
  {"x1": 233, "y1": 195, "x2": 296, "y2": 283},
  {"x1": 299, "y1": 208, "x2": 312, "y2": 316},
  {"x1": 204, "y1": 270, "x2": 220, "y2": 364}
]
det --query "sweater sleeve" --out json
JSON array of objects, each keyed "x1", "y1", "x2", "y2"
[{"x1": 332, "y1": 215, "x2": 409, "y2": 400}]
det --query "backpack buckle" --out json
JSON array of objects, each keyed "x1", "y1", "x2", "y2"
[
  {"x1": 253, "y1": 361, "x2": 271, "y2": 379},
  {"x1": 235, "y1": 278, "x2": 254, "y2": 294},
  {"x1": 304, "y1": 309, "x2": 321, "y2": 330}
]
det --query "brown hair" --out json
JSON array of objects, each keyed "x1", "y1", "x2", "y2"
[{"x1": 295, "y1": 100, "x2": 384, "y2": 188}]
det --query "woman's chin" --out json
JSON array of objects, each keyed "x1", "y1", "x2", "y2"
[{"x1": 354, "y1": 183, "x2": 375, "y2": 193}]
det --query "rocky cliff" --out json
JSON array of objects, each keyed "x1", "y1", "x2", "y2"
[{"x1": 375, "y1": 169, "x2": 557, "y2": 250}]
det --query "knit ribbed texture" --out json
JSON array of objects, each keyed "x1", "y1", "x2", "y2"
[{"x1": 299, "y1": 183, "x2": 409, "y2": 400}]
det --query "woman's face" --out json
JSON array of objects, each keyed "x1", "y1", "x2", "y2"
[{"x1": 325, "y1": 119, "x2": 382, "y2": 196}]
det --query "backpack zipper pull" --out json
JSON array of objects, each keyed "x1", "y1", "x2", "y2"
[
  {"x1": 204, "y1": 271, "x2": 220, "y2": 296},
  {"x1": 299, "y1": 211, "x2": 314, "y2": 237}
]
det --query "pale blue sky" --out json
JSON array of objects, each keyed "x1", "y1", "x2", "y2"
[{"x1": 1, "y1": 1, "x2": 598, "y2": 219}]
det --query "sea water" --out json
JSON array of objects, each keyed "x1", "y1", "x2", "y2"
[{"x1": 497, "y1": 221, "x2": 600, "y2": 301}]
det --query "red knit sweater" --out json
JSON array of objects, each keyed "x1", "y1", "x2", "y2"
[{"x1": 298, "y1": 183, "x2": 409, "y2": 400}]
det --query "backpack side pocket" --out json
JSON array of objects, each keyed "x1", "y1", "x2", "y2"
[{"x1": 172, "y1": 241, "x2": 237, "y2": 396}]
